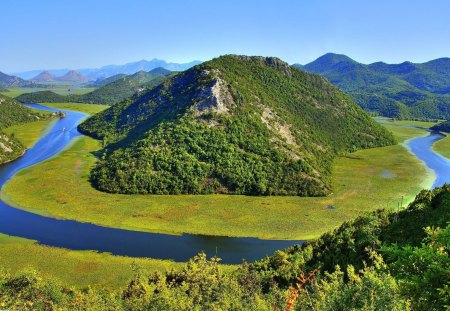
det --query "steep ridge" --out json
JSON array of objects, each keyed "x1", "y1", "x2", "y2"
[{"x1": 79, "y1": 55, "x2": 394, "y2": 196}]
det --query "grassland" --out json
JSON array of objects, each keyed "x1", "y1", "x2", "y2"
[
  {"x1": 42, "y1": 102, "x2": 109, "y2": 114},
  {"x1": 3, "y1": 119, "x2": 55, "y2": 148},
  {"x1": 0, "y1": 120, "x2": 434, "y2": 240},
  {"x1": 0, "y1": 233, "x2": 183, "y2": 289},
  {"x1": 0, "y1": 87, "x2": 96, "y2": 98}
]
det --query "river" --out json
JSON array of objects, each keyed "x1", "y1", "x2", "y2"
[
  {"x1": 0, "y1": 104, "x2": 302, "y2": 264},
  {"x1": 0, "y1": 105, "x2": 449, "y2": 264}
]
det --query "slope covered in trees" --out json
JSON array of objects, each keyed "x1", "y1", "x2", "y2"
[
  {"x1": 297, "y1": 53, "x2": 450, "y2": 120},
  {"x1": 0, "y1": 94, "x2": 48, "y2": 163},
  {"x1": 431, "y1": 120, "x2": 450, "y2": 133},
  {"x1": 1, "y1": 185, "x2": 448, "y2": 310},
  {"x1": 79, "y1": 55, "x2": 394, "y2": 196},
  {"x1": 15, "y1": 68, "x2": 174, "y2": 105}
]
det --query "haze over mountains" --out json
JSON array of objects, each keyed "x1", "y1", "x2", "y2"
[
  {"x1": 12, "y1": 58, "x2": 202, "y2": 80},
  {"x1": 297, "y1": 53, "x2": 450, "y2": 119}
]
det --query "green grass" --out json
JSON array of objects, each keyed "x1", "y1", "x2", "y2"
[
  {"x1": 433, "y1": 133, "x2": 450, "y2": 159},
  {"x1": 0, "y1": 122, "x2": 433, "y2": 240},
  {"x1": 0, "y1": 233, "x2": 183, "y2": 289},
  {"x1": 3, "y1": 119, "x2": 55, "y2": 148},
  {"x1": 42, "y1": 102, "x2": 109, "y2": 114},
  {"x1": 0, "y1": 87, "x2": 97, "y2": 98}
]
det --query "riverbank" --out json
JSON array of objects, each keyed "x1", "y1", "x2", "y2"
[{"x1": 1, "y1": 116, "x2": 433, "y2": 240}]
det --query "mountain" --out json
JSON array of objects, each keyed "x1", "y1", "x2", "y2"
[
  {"x1": 0, "y1": 94, "x2": 46, "y2": 163},
  {"x1": 297, "y1": 53, "x2": 450, "y2": 119},
  {"x1": 11, "y1": 59, "x2": 201, "y2": 80},
  {"x1": 55, "y1": 70, "x2": 92, "y2": 82},
  {"x1": 0, "y1": 71, "x2": 32, "y2": 87},
  {"x1": 78, "y1": 59, "x2": 200, "y2": 79},
  {"x1": 79, "y1": 55, "x2": 394, "y2": 196},
  {"x1": 30, "y1": 71, "x2": 56, "y2": 82}
]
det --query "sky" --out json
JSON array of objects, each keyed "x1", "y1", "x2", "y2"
[{"x1": 1, "y1": 0, "x2": 450, "y2": 73}]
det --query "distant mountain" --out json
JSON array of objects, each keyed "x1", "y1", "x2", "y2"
[
  {"x1": 78, "y1": 55, "x2": 394, "y2": 196},
  {"x1": 0, "y1": 71, "x2": 32, "y2": 87},
  {"x1": 16, "y1": 67, "x2": 174, "y2": 105},
  {"x1": 31, "y1": 71, "x2": 56, "y2": 82},
  {"x1": 11, "y1": 59, "x2": 201, "y2": 80},
  {"x1": 296, "y1": 53, "x2": 450, "y2": 119},
  {"x1": 55, "y1": 70, "x2": 92, "y2": 82}
]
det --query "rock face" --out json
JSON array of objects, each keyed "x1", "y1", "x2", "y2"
[{"x1": 79, "y1": 55, "x2": 395, "y2": 196}]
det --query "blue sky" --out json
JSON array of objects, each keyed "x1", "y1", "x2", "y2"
[{"x1": 1, "y1": 0, "x2": 450, "y2": 72}]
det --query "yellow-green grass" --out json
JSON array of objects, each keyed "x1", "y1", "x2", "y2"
[
  {"x1": 3, "y1": 119, "x2": 56, "y2": 148},
  {"x1": 42, "y1": 102, "x2": 109, "y2": 114},
  {"x1": 433, "y1": 133, "x2": 450, "y2": 159},
  {"x1": 0, "y1": 87, "x2": 97, "y2": 98},
  {"x1": 0, "y1": 123, "x2": 432, "y2": 240},
  {"x1": 0, "y1": 233, "x2": 184, "y2": 289}
]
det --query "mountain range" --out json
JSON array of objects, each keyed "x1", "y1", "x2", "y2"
[
  {"x1": 296, "y1": 53, "x2": 450, "y2": 119},
  {"x1": 12, "y1": 58, "x2": 201, "y2": 80},
  {"x1": 78, "y1": 55, "x2": 394, "y2": 196},
  {"x1": 0, "y1": 71, "x2": 33, "y2": 88},
  {"x1": 16, "y1": 67, "x2": 174, "y2": 105}
]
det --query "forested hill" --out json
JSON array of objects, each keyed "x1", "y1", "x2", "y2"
[
  {"x1": 79, "y1": 55, "x2": 394, "y2": 196},
  {"x1": 0, "y1": 95, "x2": 46, "y2": 163},
  {"x1": 296, "y1": 53, "x2": 450, "y2": 120},
  {"x1": 15, "y1": 67, "x2": 174, "y2": 106}
]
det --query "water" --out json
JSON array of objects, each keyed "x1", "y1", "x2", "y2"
[
  {"x1": 0, "y1": 104, "x2": 303, "y2": 263},
  {"x1": 406, "y1": 132, "x2": 450, "y2": 188}
]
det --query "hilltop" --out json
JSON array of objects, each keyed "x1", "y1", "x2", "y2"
[
  {"x1": 297, "y1": 53, "x2": 450, "y2": 119},
  {"x1": 79, "y1": 55, "x2": 394, "y2": 196}
]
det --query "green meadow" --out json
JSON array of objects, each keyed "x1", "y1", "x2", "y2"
[
  {"x1": 0, "y1": 233, "x2": 183, "y2": 289},
  {"x1": 0, "y1": 87, "x2": 96, "y2": 98},
  {"x1": 1, "y1": 116, "x2": 434, "y2": 240}
]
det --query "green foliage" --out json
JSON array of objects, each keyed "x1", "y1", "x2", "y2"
[
  {"x1": 80, "y1": 55, "x2": 394, "y2": 196},
  {"x1": 0, "y1": 94, "x2": 49, "y2": 163},
  {"x1": 300, "y1": 53, "x2": 450, "y2": 119}
]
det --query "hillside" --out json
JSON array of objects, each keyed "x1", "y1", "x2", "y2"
[
  {"x1": 297, "y1": 53, "x2": 450, "y2": 119},
  {"x1": 0, "y1": 95, "x2": 46, "y2": 163},
  {"x1": 431, "y1": 120, "x2": 450, "y2": 133},
  {"x1": 1, "y1": 185, "x2": 448, "y2": 309},
  {"x1": 89, "y1": 73, "x2": 127, "y2": 87},
  {"x1": 16, "y1": 68, "x2": 174, "y2": 105},
  {"x1": 79, "y1": 55, "x2": 394, "y2": 196}
]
